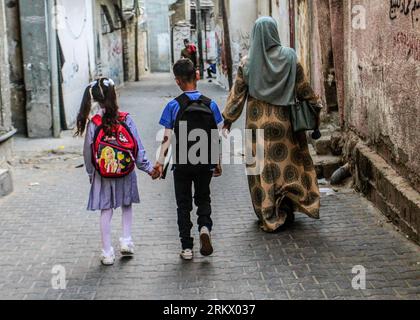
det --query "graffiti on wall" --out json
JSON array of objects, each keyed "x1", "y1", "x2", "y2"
[
  {"x1": 389, "y1": 0, "x2": 420, "y2": 26},
  {"x1": 393, "y1": 31, "x2": 420, "y2": 61}
]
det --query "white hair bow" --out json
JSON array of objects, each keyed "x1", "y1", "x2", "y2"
[
  {"x1": 89, "y1": 78, "x2": 115, "y2": 88},
  {"x1": 103, "y1": 78, "x2": 115, "y2": 87}
]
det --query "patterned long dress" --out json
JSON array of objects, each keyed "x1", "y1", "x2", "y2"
[{"x1": 223, "y1": 60, "x2": 321, "y2": 232}]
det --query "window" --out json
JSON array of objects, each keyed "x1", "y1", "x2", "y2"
[{"x1": 101, "y1": 5, "x2": 115, "y2": 34}]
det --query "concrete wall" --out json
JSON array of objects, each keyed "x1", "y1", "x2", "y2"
[
  {"x1": 0, "y1": 0, "x2": 15, "y2": 197},
  {"x1": 94, "y1": 0, "x2": 125, "y2": 85},
  {"x1": 57, "y1": 0, "x2": 96, "y2": 129},
  {"x1": 213, "y1": 0, "x2": 258, "y2": 89},
  {"x1": 19, "y1": 0, "x2": 53, "y2": 138},
  {"x1": 146, "y1": 0, "x2": 173, "y2": 72},
  {"x1": 4, "y1": 0, "x2": 26, "y2": 135},
  {"x1": 121, "y1": 2, "x2": 150, "y2": 81},
  {"x1": 343, "y1": 0, "x2": 420, "y2": 192}
]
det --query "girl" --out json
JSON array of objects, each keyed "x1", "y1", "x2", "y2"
[{"x1": 75, "y1": 77, "x2": 157, "y2": 266}]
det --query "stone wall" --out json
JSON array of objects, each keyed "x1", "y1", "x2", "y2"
[
  {"x1": 343, "y1": 0, "x2": 420, "y2": 193},
  {"x1": 94, "y1": 0, "x2": 125, "y2": 85}
]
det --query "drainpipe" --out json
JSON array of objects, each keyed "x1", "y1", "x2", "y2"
[
  {"x1": 289, "y1": 0, "x2": 295, "y2": 49},
  {"x1": 134, "y1": 0, "x2": 140, "y2": 81},
  {"x1": 196, "y1": 0, "x2": 204, "y2": 78},
  {"x1": 46, "y1": 0, "x2": 61, "y2": 138}
]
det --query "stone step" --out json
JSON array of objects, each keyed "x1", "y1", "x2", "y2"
[
  {"x1": 309, "y1": 145, "x2": 342, "y2": 180},
  {"x1": 313, "y1": 135, "x2": 332, "y2": 155},
  {"x1": 0, "y1": 169, "x2": 13, "y2": 197}
]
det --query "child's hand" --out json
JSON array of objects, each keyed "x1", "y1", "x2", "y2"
[
  {"x1": 213, "y1": 164, "x2": 222, "y2": 178},
  {"x1": 149, "y1": 168, "x2": 160, "y2": 180},
  {"x1": 150, "y1": 162, "x2": 164, "y2": 180},
  {"x1": 222, "y1": 122, "x2": 232, "y2": 138}
]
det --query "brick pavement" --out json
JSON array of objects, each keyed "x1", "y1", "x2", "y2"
[{"x1": 0, "y1": 74, "x2": 419, "y2": 300}]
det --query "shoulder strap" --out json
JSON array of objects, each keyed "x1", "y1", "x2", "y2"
[
  {"x1": 118, "y1": 112, "x2": 129, "y2": 122},
  {"x1": 175, "y1": 93, "x2": 192, "y2": 122},
  {"x1": 199, "y1": 95, "x2": 212, "y2": 108},
  {"x1": 91, "y1": 114, "x2": 102, "y2": 127},
  {"x1": 175, "y1": 93, "x2": 191, "y2": 110}
]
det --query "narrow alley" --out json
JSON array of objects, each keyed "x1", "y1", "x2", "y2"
[{"x1": 0, "y1": 75, "x2": 419, "y2": 300}]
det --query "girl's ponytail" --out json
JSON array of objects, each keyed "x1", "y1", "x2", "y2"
[
  {"x1": 75, "y1": 77, "x2": 119, "y2": 137},
  {"x1": 75, "y1": 86, "x2": 92, "y2": 137},
  {"x1": 101, "y1": 80, "x2": 119, "y2": 136}
]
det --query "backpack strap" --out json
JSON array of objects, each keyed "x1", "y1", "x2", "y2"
[
  {"x1": 175, "y1": 93, "x2": 191, "y2": 110},
  {"x1": 118, "y1": 112, "x2": 129, "y2": 122},
  {"x1": 175, "y1": 94, "x2": 213, "y2": 123},
  {"x1": 175, "y1": 93, "x2": 193, "y2": 122},
  {"x1": 91, "y1": 114, "x2": 102, "y2": 127},
  {"x1": 199, "y1": 95, "x2": 212, "y2": 108}
]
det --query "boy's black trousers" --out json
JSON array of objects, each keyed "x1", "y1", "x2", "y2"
[{"x1": 173, "y1": 167, "x2": 213, "y2": 250}]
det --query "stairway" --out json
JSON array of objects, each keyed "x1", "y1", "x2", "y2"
[{"x1": 308, "y1": 124, "x2": 343, "y2": 180}]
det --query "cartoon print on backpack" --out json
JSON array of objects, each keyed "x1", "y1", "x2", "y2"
[
  {"x1": 91, "y1": 112, "x2": 139, "y2": 178},
  {"x1": 100, "y1": 146, "x2": 119, "y2": 174}
]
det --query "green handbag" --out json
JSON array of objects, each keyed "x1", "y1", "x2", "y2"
[{"x1": 290, "y1": 99, "x2": 319, "y2": 133}]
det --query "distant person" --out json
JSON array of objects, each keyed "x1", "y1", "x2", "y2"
[
  {"x1": 75, "y1": 77, "x2": 159, "y2": 266},
  {"x1": 206, "y1": 60, "x2": 217, "y2": 79},
  {"x1": 222, "y1": 17, "x2": 322, "y2": 233},
  {"x1": 181, "y1": 39, "x2": 198, "y2": 69},
  {"x1": 154, "y1": 59, "x2": 223, "y2": 260}
]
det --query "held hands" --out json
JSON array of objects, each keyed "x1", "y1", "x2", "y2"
[
  {"x1": 222, "y1": 122, "x2": 232, "y2": 138},
  {"x1": 149, "y1": 162, "x2": 164, "y2": 180}
]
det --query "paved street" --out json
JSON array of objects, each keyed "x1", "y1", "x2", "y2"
[{"x1": 0, "y1": 74, "x2": 419, "y2": 300}]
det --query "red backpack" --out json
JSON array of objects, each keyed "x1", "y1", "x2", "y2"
[{"x1": 91, "y1": 112, "x2": 138, "y2": 178}]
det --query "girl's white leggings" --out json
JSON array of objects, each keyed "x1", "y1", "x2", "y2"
[{"x1": 100, "y1": 205, "x2": 133, "y2": 255}]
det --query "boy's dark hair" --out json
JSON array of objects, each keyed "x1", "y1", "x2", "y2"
[{"x1": 173, "y1": 59, "x2": 196, "y2": 83}]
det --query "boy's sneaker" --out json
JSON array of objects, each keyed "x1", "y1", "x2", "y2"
[
  {"x1": 180, "y1": 249, "x2": 193, "y2": 261},
  {"x1": 101, "y1": 248, "x2": 115, "y2": 266},
  {"x1": 200, "y1": 227, "x2": 214, "y2": 257},
  {"x1": 120, "y1": 238, "x2": 135, "y2": 256}
]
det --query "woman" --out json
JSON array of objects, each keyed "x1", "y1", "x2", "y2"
[{"x1": 222, "y1": 17, "x2": 321, "y2": 232}]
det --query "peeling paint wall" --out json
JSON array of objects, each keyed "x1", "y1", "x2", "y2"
[
  {"x1": 121, "y1": 1, "x2": 149, "y2": 81},
  {"x1": 0, "y1": 0, "x2": 13, "y2": 133},
  {"x1": 4, "y1": 0, "x2": 26, "y2": 135},
  {"x1": 295, "y1": 0, "x2": 311, "y2": 79},
  {"x1": 344, "y1": 0, "x2": 420, "y2": 192},
  {"x1": 94, "y1": 0, "x2": 125, "y2": 85},
  {"x1": 19, "y1": 0, "x2": 53, "y2": 138},
  {"x1": 213, "y1": 0, "x2": 257, "y2": 89}
]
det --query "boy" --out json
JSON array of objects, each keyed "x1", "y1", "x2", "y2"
[{"x1": 154, "y1": 59, "x2": 223, "y2": 260}]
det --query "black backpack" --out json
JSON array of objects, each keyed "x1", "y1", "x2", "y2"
[{"x1": 173, "y1": 93, "x2": 219, "y2": 171}]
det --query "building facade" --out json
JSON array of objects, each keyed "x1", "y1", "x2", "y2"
[
  {"x1": 0, "y1": 0, "x2": 18, "y2": 197},
  {"x1": 146, "y1": 0, "x2": 174, "y2": 72},
  {"x1": 211, "y1": 0, "x2": 420, "y2": 242},
  {"x1": 16, "y1": 0, "x2": 148, "y2": 137}
]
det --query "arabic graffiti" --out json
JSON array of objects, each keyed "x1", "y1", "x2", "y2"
[
  {"x1": 393, "y1": 32, "x2": 420, "y2": 61},
  {"x1": 389, "y1": 0, "x2": 420, "y2": 26}
]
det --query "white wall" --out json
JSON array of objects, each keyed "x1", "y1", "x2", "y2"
[{"x1": 56, "y1": 0, "x2": 96, "y2": 129}]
